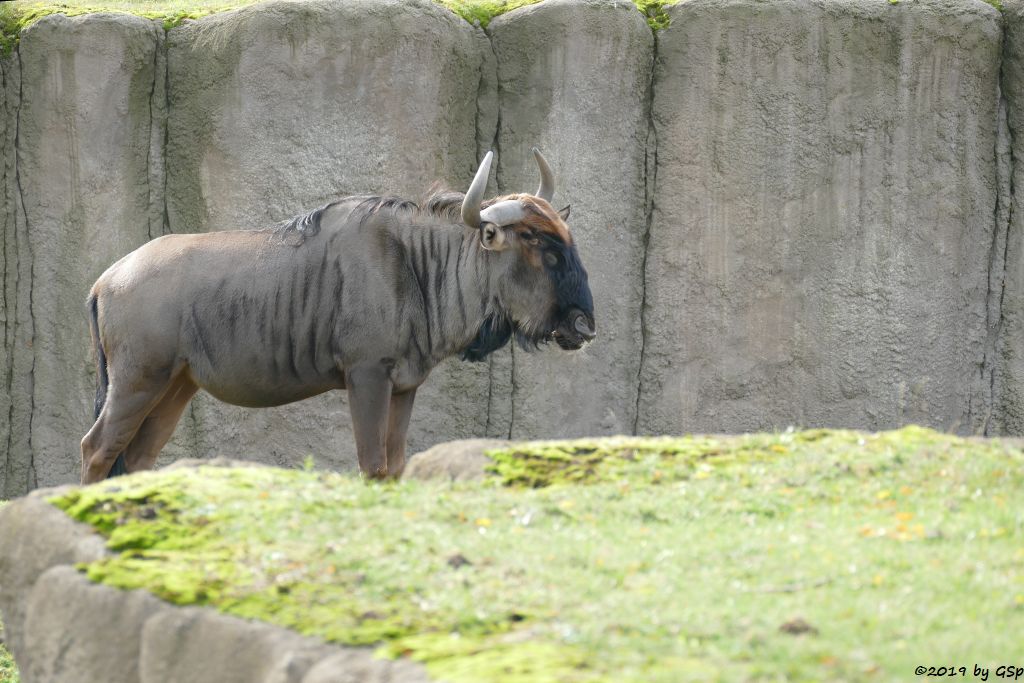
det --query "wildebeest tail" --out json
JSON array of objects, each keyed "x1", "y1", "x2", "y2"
[
  {"x1": 88, "y1": 294, "x2": 127, "y2": 478},
  {"x1": 88, "y1": 295, "x2": 107, "y2": 420}
]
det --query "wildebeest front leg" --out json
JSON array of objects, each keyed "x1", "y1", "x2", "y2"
[
  {"x1": 345, "y1": 365, "x2": 392, "y2": 479},
  {"x1": 385, "y1": 388, "x2": 417, "y2": 478}
]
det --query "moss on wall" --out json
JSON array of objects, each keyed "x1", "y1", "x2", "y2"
[{"x1": 0, "y1": 0, "x2": 681, "y2": 54}]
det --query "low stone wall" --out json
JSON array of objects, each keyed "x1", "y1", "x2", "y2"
[
  {"x1": 1, "y1": 0, "x2": 1020, "y2": 494},
  {"x1": 0, "y1": 484, "x2": 429, "y2": 683}
]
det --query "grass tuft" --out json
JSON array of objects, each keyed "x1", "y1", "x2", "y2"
[
  {"x1": 633, "y1": 0, "x2": 673, "y2": 30},
  {"x1": 434, "y1": 0, "x2": 544, "y2": 28}
]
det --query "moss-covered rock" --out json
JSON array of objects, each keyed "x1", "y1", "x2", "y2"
[{"x1": 40, "y1": 427, "x2": 1024, "y2": 682}]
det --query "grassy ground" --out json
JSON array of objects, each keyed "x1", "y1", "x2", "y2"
[
  {"x1": 0, "y1": 0, "x2": 676, "y2": 52},
  {"x1": 45, "y1": 426, "x2": 1024, "y2": 682}
]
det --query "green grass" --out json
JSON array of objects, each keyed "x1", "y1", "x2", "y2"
[
  {"x1": 49, "y1": 426, "x2": 1024, "y2": 682},
  {"x1": 0, "y1": 0, "x2": 680, "y2": 54}
]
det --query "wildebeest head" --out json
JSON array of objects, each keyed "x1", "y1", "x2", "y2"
[{"x1": 462, "y1": 149, "x2": 596, "y2": 353}]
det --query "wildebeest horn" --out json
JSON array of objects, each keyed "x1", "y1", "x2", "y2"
[
  {"x1": 462, "y1": 151, "x2": 493, "y2": 228},
  {"x1": 480, "y1": 200, "x2": 527, "y2": 227},
  {"x1": 533, "y1": 147, "x2": 554, "y2": 202}
]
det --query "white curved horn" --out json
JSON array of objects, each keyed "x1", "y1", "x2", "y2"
[
  {"x1": 533, "y1": 147, "x2": 555, "y2": 202},
  {"x1": 462, "y1": 151, "x2": 493, "y2": 228},
  {"x1": 480, "y1": 199, "x2": 527, "y2": 227}
]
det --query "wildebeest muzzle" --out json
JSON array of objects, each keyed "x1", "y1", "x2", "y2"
[{"x1": 553, "y1": 308, "x2": 597, "y2": 350}]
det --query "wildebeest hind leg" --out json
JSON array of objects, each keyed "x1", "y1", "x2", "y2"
[
  {"x1": 385, "y1": 388, "x2": 417, "y2": 479},
  {"x1": 345, "y1": 365, "x2": 392, "y2": 479},
  {"x1": 81, "y1": 375, "x2": 175, "y2": 484},
  {"x1": 121, "y1": 374, "x2": 199, "y2": 473}
]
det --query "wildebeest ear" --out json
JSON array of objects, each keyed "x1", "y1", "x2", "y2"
[
  {"x1": 480, "y1": 223, "x2": 508, "y2": 251},
  {"x1": 558, "y1": 205, "x2": 571, "y2": 220}
]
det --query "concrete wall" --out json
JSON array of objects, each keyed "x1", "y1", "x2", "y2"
[
  {"x1": 638, "y1": 0, "x2": 1002, "y2": 435},
  {"x1": 0, "y1": 0, "x2": 1019, "y2": 493},
  {"x1": 2, "y1": 14, "x2": 165, "y2": 496}
]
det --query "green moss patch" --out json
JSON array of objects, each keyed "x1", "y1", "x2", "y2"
[
  {"x1": 482, "y1": 430, "x2": 831, "y2": 487},
  {"x1": 435, "y1": 0, "x2": 545, "y2": 28},
  {"x1": 51, "y1": 426, "x2": 1024, "y2": 682},
  {"x1": 435, "y1": 0, "x2": 678, "y2": 29},
  {"x1": 0, "y1": 0, "x2": 245, "y2": 53}
]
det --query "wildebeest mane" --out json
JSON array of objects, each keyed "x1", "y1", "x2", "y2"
[
  {"x1": 270, "y1": 202, "x2": 334, "y2": 245},
  {"x1": 422, "y1": 187, "x2": 467, "y2": 222},
  {"x1": 350, "y1": 188, "x2": 467, "y2": 227},
  {"x1": 269, "y1": 186, "x2": 501, "y2": 248}
]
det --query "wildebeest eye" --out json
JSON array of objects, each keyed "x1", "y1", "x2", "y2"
[
  {"x1": 544, "y1": 251, "x2": 558, "y2": 267},
  {"x1": 526, "y1": 232, "x2": 540, "y2": 246}
]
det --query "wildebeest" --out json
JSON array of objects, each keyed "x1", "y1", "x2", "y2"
[{"x1": 81, "y1": 149, "x2": 596, "y2": 483}]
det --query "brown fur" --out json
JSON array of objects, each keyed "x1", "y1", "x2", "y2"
[{"x1": 506, "y1": 194, "x2": 573, "y2": 245}]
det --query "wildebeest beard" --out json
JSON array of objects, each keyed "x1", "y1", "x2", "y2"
[
  {"x1": 461, "y1": 241, "x2": 595, "y2": 361},
  {"x1": 460, "y1": 312, "x2": 558, "y2": 362},
  {"x1": 461, "y1": 306, "x2": 588, "y2": 361}
]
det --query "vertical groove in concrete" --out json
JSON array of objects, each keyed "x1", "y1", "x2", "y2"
[
  {"x1": 3, "y1": 43, "x2": 37, "y2": 496},
  {"x1": 633, "y1": 29, "x2": 658, "y2": 436},
  {"x1": 0, "y1": 54, "x2": 8, "y2": 495},
  {"x1": 0, "y1": 49, "x2": 26, "y2": 498},
  {"x1": 993, "y1": 0, "x2": 1024, "y2": 434},
  {"x1": 506, "y1": 345, "x2": 517, "y2": 440},
  {"x1": 983, "y1": 83, "x2": 1013, "y2": 435},
  {"x1": 1, "y1": 53, "x2": 11, "y2": 495},
  {"x1": 146, "y1": 24, "x2": 168, "y2": 242},
  {"x1": 489, "y1": 0, "x2": 654, "y2": 441},
  {"x1": 475, "y1": 23, "x2": 505, "y2": 440},
  {"x1": 13, "y1": 43, "x2": 35, "y2": 491}
]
